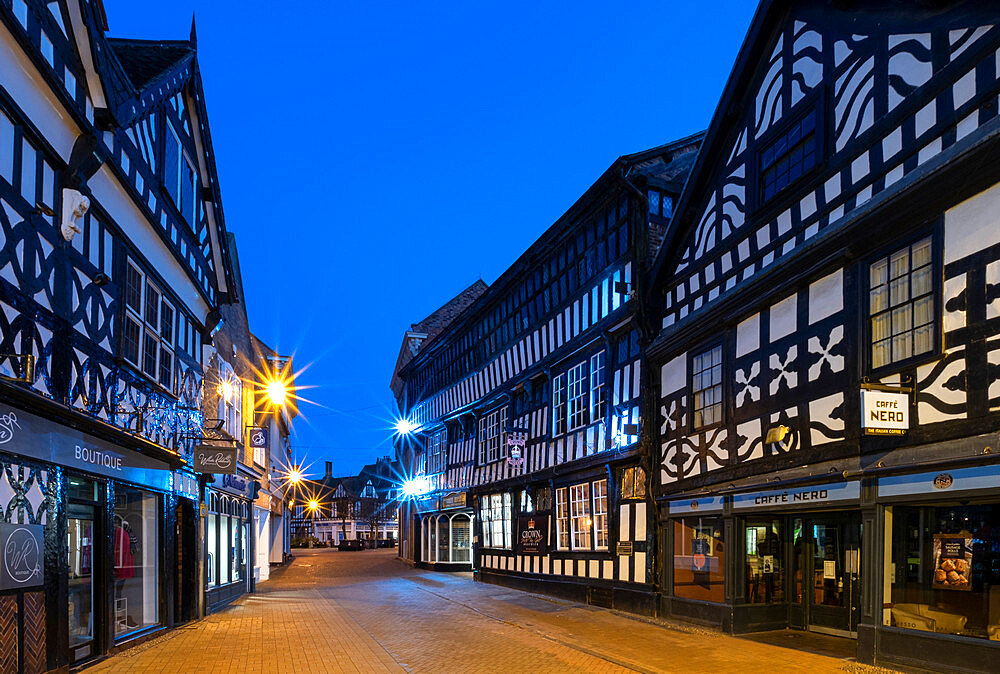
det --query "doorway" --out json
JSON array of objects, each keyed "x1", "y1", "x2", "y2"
[
  {"x1": 793, "y1": 513, "x2": 861, "y2": 636},
  {"x1": 67, "y1": 477, "x2": 102, "y2": 665}
]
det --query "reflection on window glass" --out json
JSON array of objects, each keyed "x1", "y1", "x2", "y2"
[
  {"x1": 746, "y1": 519, "x2": 784, "y2": 604},
  {"x1": 673, "y1": 517, "x2": 725, "y2": 602},
  {"x1": 885, "y1": 503, "x2": 1000, "y2": 639},
  {"x1": 113, "y1": 486, "x2": 159, "y2": 638}
]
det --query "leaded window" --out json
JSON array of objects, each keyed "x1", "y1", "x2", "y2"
[
  {"x1": 760, "y1": 109, "x2": 817, "y2": 203},
  {"x1": 870, "y1": 237, "x2": 934, "y2": 369},
  {"x1": 590, "y1": 352, "x2": 606, "y2": 424},
  {"x1": 478, "y1": 406, "x2": 507, "y2": 464},
  {"x1": 570, "y1": 483, "x2": 591, "y2": 550},
  {"x1": 621, "y1": 466, "x2": 647, "y2": 500},
  {"x1": 593, "y1": 479, "x2": 608, "y2": 549},
  {"x1": 692, "y1": 345, "x2": 723, "y2": 429},
  {"x1": 552, "y1": 374, "x2": 566, "y2": 436},
  {"x1": 426, "y1": 429, "x2": 446, "y2": 474},
  {"x1": 122, "y1": 259, "x2": 175, "y2": 391}
]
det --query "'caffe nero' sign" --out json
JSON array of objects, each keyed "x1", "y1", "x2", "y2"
[
  {"x1": 0, "y1": 523, "x2": 44, "y2": 590},
  {"x1": 191, "y1": 445, "x2": 238, "y2": 475}
]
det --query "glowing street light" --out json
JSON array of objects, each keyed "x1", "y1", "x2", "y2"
[
  {"x1": 287, "y1": 466, "x2": 303, "y2": 485},
  {"x1": 307, "y1": 499, "x2": 319, "y2": 512},
  {"x1": 394, "y1": 417, "x2": 418, "y2": 435},
  {"x1": 267, "y1": 380, "x2": 287, "y2": 406},
  {"x1": 401, "y1": 476, "x2": 430, "y2": 498}
]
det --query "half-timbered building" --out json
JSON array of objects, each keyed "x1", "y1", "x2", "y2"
[
  {"x1": 647, "y1": 1, "x2": 1000, "y2": 669},
  {"x1": 0, "y1": 1, "x2": 237, "y2": 669},
  {"x1": 394, "y1": 134, "x2": 701, "y2": 613}
]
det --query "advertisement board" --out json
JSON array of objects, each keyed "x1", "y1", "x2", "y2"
[
  {"x1": 932, "y1": 533, "x2": 973, "y2": 591},
  {"x1": 860, "y1": 389, "x2": 909, "y2": 435}
]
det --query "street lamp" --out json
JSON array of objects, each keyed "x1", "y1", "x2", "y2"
[
  {"x1": 394, "y1": 417, "x2": 418, "y2": 435},
  {"x1": 307, "y1": 499, "x2": 319, "y2": 512},
  {"x1": 287, "y1": 465, "x2": 303, "y2": 485},
  {"x1": 267, "y1": 380, "x2": 287, "y2": 406}
]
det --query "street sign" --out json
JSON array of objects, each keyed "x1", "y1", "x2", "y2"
[{"x1": 192, "y1": 445, "x2": 238, "y2": 474}]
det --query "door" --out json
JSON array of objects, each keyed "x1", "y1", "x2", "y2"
[
  {"x1": 67, "y1": 477, "x2": 101, "y2": 664},
  {"x1": 793, "y1": 513, "x2": 861, "y2": 636}
]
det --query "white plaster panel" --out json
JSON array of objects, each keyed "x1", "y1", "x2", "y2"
[
  {"x1": 736, "y1": 313, "x2": 760, "y2": 357},
  {"x1": 987, "y1": 261, "x2": 1000, "y2": 321},
  {"x1": 808, "y1": 269, "x2": 843, "y2": 324},
  {"x1": 945, "y1": 182, "x2": 1000, "y2": 264},
  {"x1": 661, "y1": 354, "x2": 686, "y2": 395},
  {"x1": 769, "y1": 294, "x2": 797, "y2": 342},
  {"x1": 619, "y1": 503, "x2": 629, "y2": 542},
  {"x1": 634, "y1": 551, "x2": 646, "y2": 584},
  {"x1": 634, "y1": 502, "x2": 646, "y2": 541}
]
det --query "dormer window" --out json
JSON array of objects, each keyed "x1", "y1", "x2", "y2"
[{"x1": 759, "y1": 108, "x2": 818, "y2": 204}]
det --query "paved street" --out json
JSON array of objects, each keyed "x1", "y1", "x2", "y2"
[{"x1": 89, "y1": 548, "x2": 899, "y2": 674}]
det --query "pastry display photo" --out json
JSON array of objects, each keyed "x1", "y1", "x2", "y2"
[{"x1": 932, "y1": 534, "x2": 973, "y2": 591}]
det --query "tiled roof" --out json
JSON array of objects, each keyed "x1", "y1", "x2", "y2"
[{"x1": 106, "y1": 38, "x2": 193, "y2": 89}]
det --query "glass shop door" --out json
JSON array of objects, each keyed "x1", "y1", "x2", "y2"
[
  {"x1": 67, "y1": 477, "x2": 102, "y2": 664},
  {"x1": 793, "y1": 513, "x2": 861, "y2": 637}
]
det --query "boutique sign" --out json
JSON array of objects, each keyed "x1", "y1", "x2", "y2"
[
  {"x1": 0, "y1": 523, "x2": 44, "y2": 590},
  {"x1": 0, "y1": 405, "x2": 173, "y2": 491}
]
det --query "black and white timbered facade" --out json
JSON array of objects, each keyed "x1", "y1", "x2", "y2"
[
  {"x1": 394, "y1": 135, "x2": 701, "y2": 613},
  {"x1": 647, "y1": 1, "x2": 1000, "y2": 670},
  {"x1": 0, "y1": 1, "x2": 236, "y2": 670}
]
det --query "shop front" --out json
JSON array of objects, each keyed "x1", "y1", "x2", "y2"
[
  {"x1": 0, "y1": 402, "x2": 182, "y2": 671},
  {"x1": 875, "y1": 463, "x2": 1000, "y2": 672},
  {"x1": 204, "y1": 471, "x2": 255, "y2": 612},
  {"x1": 417, "y1": 491, "x2": 474, "y2": 570},
  {"x1": 661, "y1": 480, "x2": 864, "y2": 637}
]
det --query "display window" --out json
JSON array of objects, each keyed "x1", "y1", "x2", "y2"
[
  {"x1": 113, "y1": 485, "x2": 160, "y2": 639},
  {"x1": 746, "y1": 519, "x2": 784, "y2": 604},
  {"x1": 885, "y1": 503, "x2": 1000, "y2": 641},
  {"x1": 673, "y1": 517, "x2": 725, "y2": 603}
]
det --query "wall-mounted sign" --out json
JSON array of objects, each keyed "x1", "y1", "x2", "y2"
[
  {"x1": 879, "y1": 463, "x2": 1000, "y2": 498},
  {"x1": 0, "y1": 405, "x2": 172, "y2": 490},
  {"x1": 440, "y1": 492, "x2": 467, "y2": 510},
  {"x1": 932, "y1": 534, "x2": 973, "y2": 591},
  {"x1": 191, "y1": 445, "x2": 238, "y2": 474},
  {"x1": 933, "y1": 473, "x2": 954, "y2": 490},
  {"x1": 617, "y1": 541, "x2": 633, "y2": 556},
  {"x1": 516, "y1": 514, "x2": 547, "y2": 555},
  {"x1": 861, "y1": 389, "x2": 909, "y2": 435},
  {"x1": 667, "y1": 496, "x2": 724, "y2": 514},
  {"x1": 507, "y1": 429, "x2": 527, "y2": 467},
  {"x1": 248, "y1": 426, "x2": 269, "y2": 450},
  {"x1": 732, "y1": 481, "x2": 860, "y2": 510},
  {"x1": 0, "y1": 523, "x2": 44, "y2": 590}
]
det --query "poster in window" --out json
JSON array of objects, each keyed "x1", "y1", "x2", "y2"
[
  {"x1": 516, "y1": 515, "x2": 548, "y2": 555},
  {"x1": 691, "y1": 528, "x2": 713, "y2": 572},
  {"x1": 932, "y1": 533, "x2": 973, "y2": 591}
]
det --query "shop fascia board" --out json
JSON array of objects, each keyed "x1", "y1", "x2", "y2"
[{"x1": 657, "y1": 432, "x2": 1000, "y2": 500}]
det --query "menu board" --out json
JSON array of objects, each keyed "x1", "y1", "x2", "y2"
[{"x1": 932, "y1": 534, "x2": 973, "y2": 591}]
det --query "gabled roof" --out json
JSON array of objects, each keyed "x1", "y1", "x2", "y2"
[
  {"x1": 646, "y1": 0, "x2": 780, "y2": 294},
  {"x1": 400, "y1": 131, "x2": 705, "y2": 382},
  {"x1": 105, "y1": 38, "x2": 193, "y2": 89}
]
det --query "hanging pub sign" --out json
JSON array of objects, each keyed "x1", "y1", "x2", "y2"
[
  {"x1": 932, "y1": 533, "x2": 973, "y2": 591},
  {"x1": 507, "y1": 428, "x2": 527, "y2": 468},
  {"x1": 516, "y1": 514, "x2": 548, "y2": 555},
  {"x1": 860, "y1": 389, "x2": 909, "y2": 435},
  {"x1": 0, "y1": 523, "x2": 44, "y2": 590},
  {"x1": 248, "y1": 426, "x2": 269, "y2": 450},
  {"x1": 191, "y1": 444, "x2": 238, "y2": 474}
]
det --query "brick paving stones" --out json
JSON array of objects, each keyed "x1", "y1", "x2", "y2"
[{"x1": 89, "y1": 549, "x2": 899, "y2": 673}]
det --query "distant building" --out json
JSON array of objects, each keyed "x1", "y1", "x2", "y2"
[{"x1": 392, "y1": 135, "x2": 703, "y2": 609}]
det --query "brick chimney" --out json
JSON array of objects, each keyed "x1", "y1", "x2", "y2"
[{"x1": 325, "y1": 461, "x2": 332, "y2": 479}]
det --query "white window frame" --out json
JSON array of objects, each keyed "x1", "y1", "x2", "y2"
[
  {"x1": 552, "y1": 373, "x2": 566, "y2": 436},
  {"x1": 123, "y1": 258, "x2": 175, "y2": 392},
  {"x1": 426, "y1": 429, "x2": 446, "y2": 474},
  {"x1": 593, "y1": 479, "x2": 608, "y2": 550},
  {"x1": 569, "y1": 483, "x2": 591, "y2": 550},
  {"x1": 482, "y1": 492, "x2": 511, "y2": 550},
  {"x1": 555, "y1": 487, "x2": 569, "y2": 550},
  {"x1": 567, "y1": 362, "x2": 588, "y2": 430},
  {"x1": 692, "y1": 345, "x2": 723, "y2": 429},
  {"x1": 217, "y1": 358, "x2": 242, "y2": 438},
  {"x1": 477, "y1": 406, "x2": 507, "y2": 465},
  {"x1": 589, "y1": 351, "x2": 606, "y2": 424}
]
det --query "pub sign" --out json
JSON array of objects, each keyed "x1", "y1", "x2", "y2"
[
  {"x1": 516, "y1": 514, "x2": 548, "y2": 555},
  {"x1": 248, "y1": 426, "x2": 269, "y2": 450}
]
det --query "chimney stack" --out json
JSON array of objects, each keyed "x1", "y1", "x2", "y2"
[{"x1": 325, "y1": 461, "x2": 332, "y2": 479}]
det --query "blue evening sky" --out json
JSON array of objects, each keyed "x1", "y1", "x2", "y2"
[{"x1": 103, "y1": 1, "x2": 757, "y2": 477}]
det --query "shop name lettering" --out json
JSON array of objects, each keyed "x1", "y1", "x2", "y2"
[
  {"x1": 0, "y1": 412, "x2": 19, "y2": 444},
  {"x1": 198, "y1": 452, "x2": 233, "y2": 469},
  {"x1": 869, "y1": 399, "x2": 905, "y2": 423},
  {"x1": 521, "y1": 529, "x2": 543, "y2": 543},
  {"x1": 75, "y1": 444, "x2": 124, "y2": 471},
  {"x1": 754, "y1": 489, "x2": 829, "y2": 505},
  {"x1": 4, "y1": 531, "x2": 40, "y2": 582}
]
